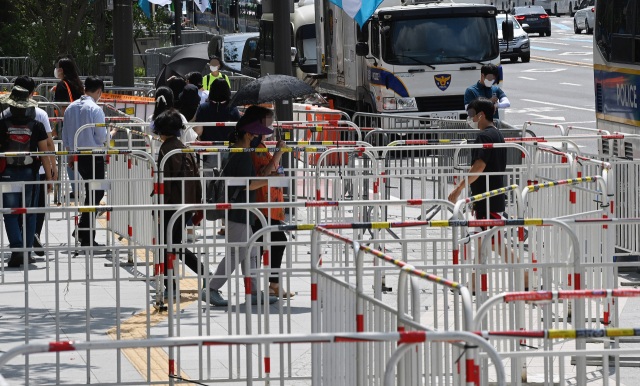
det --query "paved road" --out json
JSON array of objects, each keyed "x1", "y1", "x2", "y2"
[{"x1": 501, "y1": 15, "x2": 598, "y2": 153}]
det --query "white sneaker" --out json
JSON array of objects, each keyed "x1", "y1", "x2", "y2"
[{"x1": 187, "y1": 230, "x2": 202, "y2": 242}]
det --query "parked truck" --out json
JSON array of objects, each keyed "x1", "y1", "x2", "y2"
[{"x1": 315, "y1": 0, "x2": 504, "y2": 120}]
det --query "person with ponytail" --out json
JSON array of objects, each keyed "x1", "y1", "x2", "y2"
[
  {"x1": 53, "y1": 56, "x2": 84, "y2": 199},
  {"x1": 151, "y1": 86, "x2": 197, "y2": 144}
]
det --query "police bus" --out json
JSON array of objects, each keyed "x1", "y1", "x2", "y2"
[
  {"x1": 195, "y1": 0, "x2": 261, "y2": 34},
  {"x1": 593, "y1": 0, "x2": 640, "y2": 158}
]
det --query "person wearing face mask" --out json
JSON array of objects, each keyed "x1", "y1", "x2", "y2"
[
  {"x1": 203, "y1": 117, "x2": 277, "y2": 307},
  {"x1": 464, "y1": 64, "x2": 510, "y2": 126},
  {"x1": 448, "y1": 98, "x2": 527, "y2": 290},
  {"x1": 62, "y1": 76, "x2": 118, "y2": 248},
  {"x1": 202, "y1": 55, "x2": 231, "y2": 91},
  {"x1": 245, "y1": 106, "x2": 293, "y2": 298}
]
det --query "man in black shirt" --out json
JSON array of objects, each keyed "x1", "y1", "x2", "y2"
[
  {"x1": 0, "y1": 86, "x2": 52, "y2": 267},
  {"x1": 449, "y1": 97, "x2": 528, "y2": 289},
  {"x1": 448, "y1": 97, "x2": 506, "y2": 212}
]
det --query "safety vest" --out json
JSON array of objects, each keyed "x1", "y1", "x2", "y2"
[{"x1": 203, "y1": 73, "x2": 230, "y2": 91}]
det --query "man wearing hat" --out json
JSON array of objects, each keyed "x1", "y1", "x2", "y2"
[
  {"x1": 202, "y1": 55, "x2": 230, "y2": 92},
  {"x1": 0, "y1": 86, "x2": 53, "y2": 267}
]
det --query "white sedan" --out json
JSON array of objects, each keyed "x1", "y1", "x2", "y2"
[{"x1": 574, "y1": 0, "x2": 596, "y2": 34}]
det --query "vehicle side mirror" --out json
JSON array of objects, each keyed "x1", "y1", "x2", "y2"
[
  {"x1": 380, "y1": 25, "x2": 391, "y2": 35},
  {"x1": 291, "y1": 47, "x2": 298, "y2": 62},
  {"x1": 249, "y1": 58, "x2": 260, "y2": 69},
  {"x1": 502, "y1": 19, "x2": 515, "y2": 41},
  {"x1": 208, "y1": 35, "x2": 225, "y2": 64},
  {"x1": 356, "y1": 42, "x2": 369, "y2": 57}
]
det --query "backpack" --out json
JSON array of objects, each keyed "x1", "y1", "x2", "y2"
[
  {"x1": 1, "y1": 118, "x2": 37, "y2": 168},
  {"x1": 206, "y1": 155, "x2": 241, "y2": 221}
]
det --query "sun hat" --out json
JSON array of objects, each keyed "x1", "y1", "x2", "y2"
[{"x1": 0, "y1": 86, "x2": 37, "y2": 109}]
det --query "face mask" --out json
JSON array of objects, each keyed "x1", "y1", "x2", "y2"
[
  {"x1": 54, "y1": 68, "x2": 60, "y2": 78},
  {"x1": 466, "y1": 116, "x2": 479, "y2": 130},
  {"x1": 250, "y1": 135, "x2": 262, "y2": 148},
  {"x1": 483, "y1": 79, "x2": 494, "y2": 88},
  {"x1": 210, "y1": 66, "x2": 219, "y2": 72}
]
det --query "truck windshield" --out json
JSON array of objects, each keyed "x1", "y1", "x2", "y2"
[{"x1": 382, "y1": 17, "x2": 499, "y2": 66}]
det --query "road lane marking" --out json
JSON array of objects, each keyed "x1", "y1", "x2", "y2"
[
  {"x1": 522, "y1": 99, "x2": 595, "y2": 112},
  {"x1": 522, "y1": 68, "x2": 566, "y2": 73},
  {"x1": 560, "y1": 82, "x2": 582, "y2": 86},
  {"x1": 561, "y1": 38, "x2": 593, "y2": 42},
  {"x1": 552, "y1": 23, "x2": 573, "y2": 30},
  {"x1": 530, "y1": 56, "x2": 593, "y2": 68},
  {"x1": 533, "y1": 41, "x2": 569, "y2": 45},
  {"x1": 559, "y1": 52, "x2": 592, "y2": 56},
  {"x1": 529, "y1": 113, "x2": 566, "y2": 121},
  {"x1": 519, "y1": 77, "x2": 537, "y2": 80},
  {"x1": 531, "y1": 46, "x2": 558, "y2": 51}
]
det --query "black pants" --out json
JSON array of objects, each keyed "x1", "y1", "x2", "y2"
[
  {"x1": 77, "y1": 155, "x2": 105, "y2": 245},
  {"x1": 162, "y1": 210, "x2": 205, "y2": 291},
  {"x1": 36, "y1": 173, "x2": 46, "y2": 236},
  {"x1": 19, "y1": 173, "x2": 46, "y2": 237},
  {"x1": 251, "y1": 218, "x2": 287, "y2": 284}
]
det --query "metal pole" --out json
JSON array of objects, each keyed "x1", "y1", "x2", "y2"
[
  {"x1": 272, "y1": 0, "x2": 293, "y2": 121},
  {"x1": 174, "y1": 0, "x2": 183, "y2": 46},
  {"x1": 113, "y1": 0, "x2": 134, "y2": 87}
]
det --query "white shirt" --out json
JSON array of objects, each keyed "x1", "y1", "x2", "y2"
[
  {"x1": 2, "y1": 107, "x2": 52, "y2": 174},
  {"x1": 149, "y1": 112, "x2": 198, "y2": 144},
  {"x1": 198, "y1": 90, "x2": 209, "y2": 104}
]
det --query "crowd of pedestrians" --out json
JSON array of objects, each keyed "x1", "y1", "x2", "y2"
[{"x1": 0, "y1": 57, "x2": 513, "y2": 303}]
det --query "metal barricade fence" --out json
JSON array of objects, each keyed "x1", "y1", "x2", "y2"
[{"x1": 0, "y1": 331, "x2": 506, "y2": 386}]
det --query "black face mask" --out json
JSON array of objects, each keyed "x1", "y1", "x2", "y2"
[{"x1": 250, "y1": 135, "x2": 262, "y2": 148}]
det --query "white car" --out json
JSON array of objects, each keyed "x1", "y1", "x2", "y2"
[
  {"x1": 574, "y1": 0, "x2": 596, "y2": 34},
  {"x1": 497, "y1": 14, "x2": 531, "y2": 63}
]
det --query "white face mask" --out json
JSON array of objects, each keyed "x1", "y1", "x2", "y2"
[
  {"x1": 210, "y1": 65, "x2": 219, "y2": 72},
  {"x1": 467, "y1": 115, "x2": 480, "y2": 130},
  {"x1": 54, "y1": 68, "x2": 60, "y2": 78},
  {"x1": 483, "y1": 79, "x2": 494, "y2": 88}
]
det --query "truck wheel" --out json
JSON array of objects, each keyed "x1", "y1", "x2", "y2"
[
  {"x1": 509, "y1": 57, "x2": 519, "y2": 63},
  {"x1": 546, "y1": 30, "x2": 552, "y2": 37},
  {"x1": 521, "y1": 53, "x2": 531, "y2": 63}
]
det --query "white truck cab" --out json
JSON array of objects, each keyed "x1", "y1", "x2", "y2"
[{"x1": 318, "y1": 0, "x2": 501, "y2": 120}]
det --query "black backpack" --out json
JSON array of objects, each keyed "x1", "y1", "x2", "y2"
[{"x1": 1, "y1": 118, "x2": 37, "y2": 167}]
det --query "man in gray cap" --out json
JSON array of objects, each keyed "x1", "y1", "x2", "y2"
[{"x1": 0, "y1": 86, "x2": 53, "y2": 267}]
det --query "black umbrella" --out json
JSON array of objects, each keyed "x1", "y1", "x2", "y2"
[
  {"x1": 229, "y1": 75, "x2": 317, "y2": 107},
  {"x1": 154, "y1": 43, "x2": 209, "y2": 88}
]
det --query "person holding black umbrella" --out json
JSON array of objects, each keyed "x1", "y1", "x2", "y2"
[{"x1": 204, "y1": 116, "x2": 278, "y2": 307}]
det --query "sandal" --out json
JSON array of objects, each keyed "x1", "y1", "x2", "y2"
[{"x1": 270, "y1": 284, "x2": 295, "y2": 298}]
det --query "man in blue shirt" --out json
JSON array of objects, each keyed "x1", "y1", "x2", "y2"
[
  {"x1": 464, "y1": 64, "x2": 510, "y2": 124},
  {"x1": 63, "y1": 76, "x2": 117, "y2": 247}
]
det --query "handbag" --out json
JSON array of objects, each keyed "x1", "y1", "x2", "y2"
[{"x1": 206, "y1": 155, "x2": 241, "y2": 221}]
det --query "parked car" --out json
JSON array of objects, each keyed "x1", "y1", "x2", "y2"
[
  {"x1": 574, "y1": 0, "x2": 596, "y2": 34},
  {"x1": 512, "y1": 6, "x2": 552, "y2": 37},
  {"x1": 497, "y1": 14, "x2": 530, "y2": 63}
]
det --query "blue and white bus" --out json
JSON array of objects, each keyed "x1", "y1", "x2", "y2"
[
  {"x1": 593, "y1": 0, "x2": 640, "y2": 157},
  {"x1": 195, "y1": 0, "x2": 261, "y2": 34}
]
